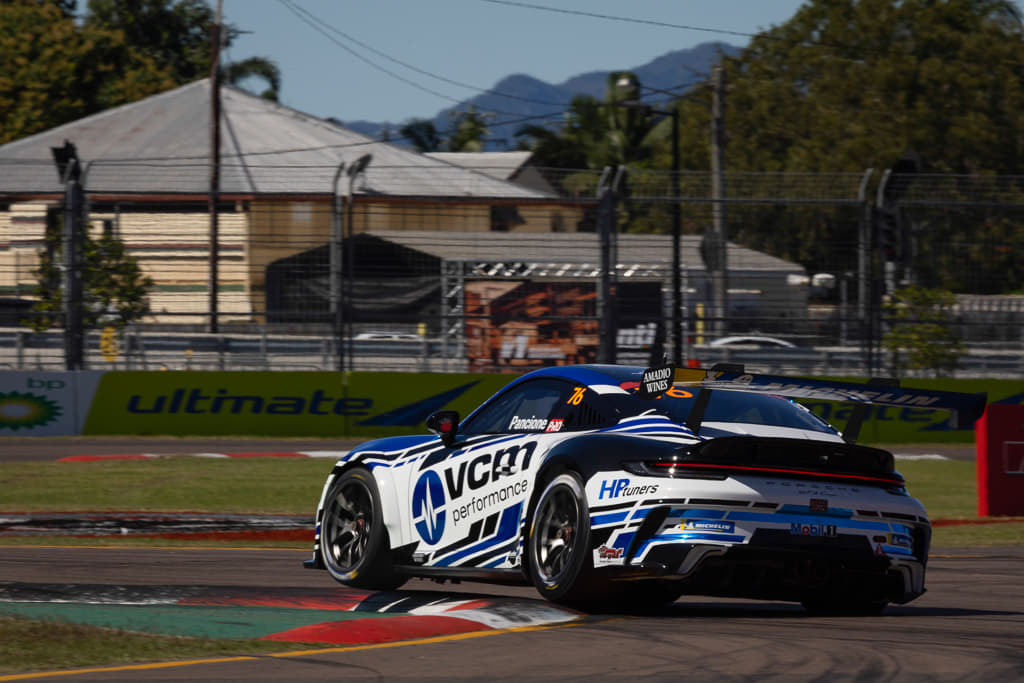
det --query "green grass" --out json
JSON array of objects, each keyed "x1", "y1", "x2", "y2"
[
  {"x1": 0, "y1": 454, "x2": 1021, "y2": 675},
  {"x1": 0, "y1": 458, "x2": 334, "y2": 514},
  {"x1": 2, "y1": 455, "x2": 1020, "y2": 548},
  {"x1": 898, "y1": 459, "x2": 978, "y2": 518},
  {"x1": 0, "y1": 615, "x2": 318, "y2": 675},
  {"x1": 898, "y1": 459, "x2": 1024, "y2": 547}
]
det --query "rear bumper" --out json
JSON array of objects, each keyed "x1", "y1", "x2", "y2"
[{"x1": 622, "y1": 541, "x2": 926, "y2": 604}]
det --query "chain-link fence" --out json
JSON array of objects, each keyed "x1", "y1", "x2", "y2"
[{"x1": 2, "y1": 162, "x2": 1022, "y2": 377}]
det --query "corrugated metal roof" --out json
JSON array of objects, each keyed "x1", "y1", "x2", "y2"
[
  {"x1": 368, "y1": 230, "x2": 802, "y2": 273},
  {"x1": 0, "y1": 81, "x2": 552, "y2": 199},
  {"x1": 425, "y1": 151, "x2": 533, "y2": 180}
]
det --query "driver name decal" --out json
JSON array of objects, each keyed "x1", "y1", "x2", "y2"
[{"x1": 509, "y1": 416, "x2": 548, "y2": 431}]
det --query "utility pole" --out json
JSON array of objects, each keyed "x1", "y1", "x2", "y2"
[
  {"x1": 710, "y1": 65, "x2": 728, "y2": 338},
  {"x1": 208, "y1": 0, "x2": 223, "y2": 333},
  {"x1": 596, "y1": 166, "x2": 623, "y2": 364},
  {"x1": 50, "y1": 142, "x2": 85, "y2": 370}
]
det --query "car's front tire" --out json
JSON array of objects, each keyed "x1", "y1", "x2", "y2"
[
  {"x1": 526, "y1": 471, "x2": 598, "y2": 606},
  {"x1": 320, "y1": 468, "x2": 405, "y2": 591}
]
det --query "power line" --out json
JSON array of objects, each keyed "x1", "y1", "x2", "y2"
[
  {"x1": 276, "y1": 0, "x2": 464, "y2": 110},
  {"x1": 276, "y1": 0, "x2": 575, "y2": 113},
  {"x1": 479, "y1": 0, "x2": 757, "y2": 40}
]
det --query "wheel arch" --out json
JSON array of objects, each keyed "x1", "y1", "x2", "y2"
[
  {"x1": 524, "y1": 432, "x2": 678, "y2": 561},
  {"x1": 327, "y1": 457, "x2": 406, "y2": 552}
]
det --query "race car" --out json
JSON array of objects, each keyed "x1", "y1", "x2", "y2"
[{"x1": 305, "y1": 363, "x2": 986, "y2": 614}]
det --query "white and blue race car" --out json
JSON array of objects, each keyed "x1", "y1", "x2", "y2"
[{"x1": 305, "y1": 363, "x2": 986, "y2": 613}]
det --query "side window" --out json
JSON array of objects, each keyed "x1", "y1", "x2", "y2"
[
  {"x1": 550, "y1": 386, "x2": 618, "y2": 431},
  {"x1": 461, "y1": 379, "x2": 570, "y2": 434}
]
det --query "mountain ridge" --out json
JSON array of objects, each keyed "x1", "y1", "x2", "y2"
[{"x1": 342, "y1": 41, "x2": 739, "y2": 149}]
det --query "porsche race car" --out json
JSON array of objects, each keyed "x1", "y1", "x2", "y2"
[{"x1": 305, "y1": 364, "x2": 986, "y2": 613}]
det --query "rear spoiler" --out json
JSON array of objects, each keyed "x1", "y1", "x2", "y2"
[{"x1": 639, "y1": 363, "x2": 988, "y2": 443}]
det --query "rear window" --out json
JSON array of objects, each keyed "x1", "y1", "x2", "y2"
[{"x1": 613, "y1": 387, "x2": 837, "y2": 434}]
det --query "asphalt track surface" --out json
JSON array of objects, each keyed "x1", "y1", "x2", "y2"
[
  {"x1": 3, "y1": 438, "x2": 1018, "y2": 682},
  {"x1": 2, "y1": 546, "x2": 1023, "y2": 682}
]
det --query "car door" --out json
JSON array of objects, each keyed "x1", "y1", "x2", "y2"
[{"x1": 407, "y1": 379, "x2": 573, "y2": 569}]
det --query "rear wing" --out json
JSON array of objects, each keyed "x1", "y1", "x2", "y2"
[{"x1": 639, "y1": 363, "x2": 988, "y2": 443}]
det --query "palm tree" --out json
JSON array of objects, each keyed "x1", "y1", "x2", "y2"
[
  {"x1": 446, "y1": 106, "x2": 492, "y2": 152},
  {"x1": 223, "y1": 56, "x2": 280, "y2": 101}
]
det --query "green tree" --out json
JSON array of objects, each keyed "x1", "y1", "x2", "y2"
[
  {"x1": 672, "y1": 0, "x2": 1024, "y2": 281},
  {"x1": 882, "y1": 285, "x2": 964, "y2": 376},
  {"x1": 446, "y1": 106, "x2": 492, "y2": 152},
  {"x1": 0, "y1": 0, "x2": 280, "y2": 144},
  {"x1": 84, "y1": 0, "x2": 215, "y2": 83},
  {"x1": 27, "y1": 218, "x2": 154, "y2": 334},
  {"x1": 223, "y1": 56, "x2": 280, "y2": 101},
  {"x1": 0, "y1": 1, "x2": 137, "y2": 144},
  {"x1": 399, "y1": 119, "x2": 443, "y2": 153},
  {"x1": 515, "y1": 72, "x2": 661, "y2": 204},
  {"x1": 516, "y1": 72, "x2": 656, "y2": 171},
  {"x1": 725, "y1": 0, "x2": 1024, "y2": 175}
]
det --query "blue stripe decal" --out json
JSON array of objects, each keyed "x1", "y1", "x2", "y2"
[
  {"x1": 435, "y1": 504, "x2": 523, "y2": 567},
  {"x1": 670, "y1": 508, "x2": 729, "y2": 520},
  {"x1": 592, "y1": 511, "x2": 630, "y2": 526},
  {"x1": 882, "y1": 545, "x2": 914, "y2": 556},
  {"x1": 613, "y1": 531, "x2": 635, "y2": 550}
]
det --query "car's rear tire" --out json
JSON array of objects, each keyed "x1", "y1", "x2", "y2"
[
  {"x1": 526, "y1": 471, "x2": 598, "y2": 606},
  {"x1": 320, "y1": 468, "x2": 406, "y2": 591}
]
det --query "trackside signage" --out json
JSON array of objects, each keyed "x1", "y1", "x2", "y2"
[
  {"x1": 28, "y1": 371, "x2": 1020, "y2": 440},
  {"x1": 0, "y1": 371, "x2": 104, "y2": 436},
  {"x1": 83, "y1": 372, "x2": 511, "y2": 437}
]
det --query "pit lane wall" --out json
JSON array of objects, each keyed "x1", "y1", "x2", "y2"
[{"x1": 1, "y1": 370, "x2": 1022, "y2": 442}]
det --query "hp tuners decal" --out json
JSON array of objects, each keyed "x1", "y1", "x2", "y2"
[
  {"x1": 598, "y1": 478, "x2": 659, "y2": 499},
  {"x1": 0, "y1": 391, "x2": 63, "y2": 431},
  {"x1": 412, "y1": 470, "x2": 447, "y2": 544}
]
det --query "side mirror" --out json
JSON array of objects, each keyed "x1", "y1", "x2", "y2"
[{"x1": 426, "y1": 410, "x2": 460, "y2": 448}]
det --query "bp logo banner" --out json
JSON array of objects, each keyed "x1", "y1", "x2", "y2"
[{"x1": 0, "y1": 372, "x2": 104, "y2": 436}]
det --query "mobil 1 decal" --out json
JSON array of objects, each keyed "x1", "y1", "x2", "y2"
[{"x1": 411, "y1": 439, "x2": 537, "y2": 544}]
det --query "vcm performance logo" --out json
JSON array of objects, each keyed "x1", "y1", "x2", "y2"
[
  {"x1": 0, "y1": 391, "x2": 63, "y2": 431},
  {"x1": 412, "y1": 471, "x2": 447, "y2": 544}
]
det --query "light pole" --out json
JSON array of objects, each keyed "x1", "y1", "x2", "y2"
[
  {"x1": 619, "y1": 69, "x2": 728, "y2": 347},
  {"x1": 615, "y1": 77, "x2": 683, "y2": 367},
  {"x1": 344, "y1": 154, "x2": 372, "y2": 372},
  {"x1": 709, "y1": 65, "x2": 727, "y2": 339}
]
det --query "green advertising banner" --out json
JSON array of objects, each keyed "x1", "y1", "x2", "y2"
[
  {"x1": 801, "y1": 377, "x2": 1021, "y2": 445},
  {"x1": 83, "y1": 372, "x2": 514, "y2": 437},
  {"x1": 81, "y1": 371, "x2": 1024, "y2": 442}
]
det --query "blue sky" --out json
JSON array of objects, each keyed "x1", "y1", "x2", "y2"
[{"x1": 221, "y1": 0, "x2": 809, "y2": 123}]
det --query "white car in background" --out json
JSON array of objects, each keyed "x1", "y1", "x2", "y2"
[{"x1": 706, "y1": 335, "x2": 798, "y2": 348}]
